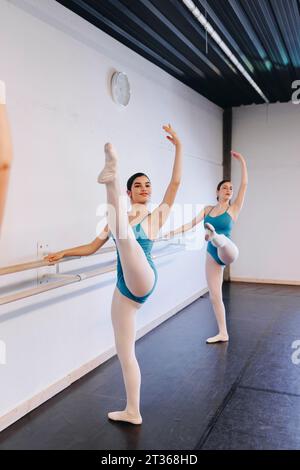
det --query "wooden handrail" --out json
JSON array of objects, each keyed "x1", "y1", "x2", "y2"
[
  {"x1": 0, "y1": 238, "x2": 176, "y2": 277},
  {"x1": 0, "y1": 264, "x2": 117, "y2": 306},
  {"x1": 0, "y1": 247, "x2": 184, "y2": 306},
  {"x1": 0, "y1": 246, "x2": 116, "y2": 276}
]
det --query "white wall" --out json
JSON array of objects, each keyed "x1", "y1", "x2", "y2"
[
  {"x1": 0, "y1": 0, "x2": 223, "y2": 422},
  {"x1": 231, "y1": 101, "x2": 300, "y2": 283}
]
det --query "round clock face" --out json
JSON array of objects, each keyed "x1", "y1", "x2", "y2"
[{"x1": 111, "y1": 72, "x2": 130, "y2": 106}]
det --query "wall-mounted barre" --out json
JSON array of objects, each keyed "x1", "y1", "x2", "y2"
[
  {"x1": 0, "y1": 263, "x2": 117, "y2": 306},
  {"x1": 0, "y1": 239, "x2": 185, "y2": 306},
  {"x1": 0, "y1": 246, "x2": 116, "y2": 276},
  {"x1": 0, "y1": 237, "x2": 180, "y2": 277}
]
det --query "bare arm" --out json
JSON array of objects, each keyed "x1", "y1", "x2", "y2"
[
  {"x1": 0, "y1": 81, "x2": 13, "y2": 230},
  {"x1": 147, "y1": 124, "x2": 183, "y2": 238},
  {"x1": 44, "y1": 225, "x2": 111, "y2": 263},
  {"x1": 231, "y1": 151, "x2": 248, "y2": 217},
  {"x1": 164, "y1": 207, "x2": 206, "y2": 238}
]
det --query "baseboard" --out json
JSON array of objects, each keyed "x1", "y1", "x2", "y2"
[
  {"x1": 0, "y1": 288, "x2": 207, "y2": 433},
  {"x1": 230, "y1": 277, "x2": 300, "y2": 286},
  {"x1": 0, "y1": 348, "x2": 117, "y2": 434}
]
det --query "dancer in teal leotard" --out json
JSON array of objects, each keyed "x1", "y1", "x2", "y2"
[
  {"x1": 114, "y1": 218, "x2": 158, "y2": 303},
  {"x1": 165, "y1": 151, "x2": 248, "y2": 344},
  {"x1": 204, "y1": 206, "x2": 234, "y2": 266},
  {"x1": 46, "y1": 124, "x2": 183, "y2": 425}
]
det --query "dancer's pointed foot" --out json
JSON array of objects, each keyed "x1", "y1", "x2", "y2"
[
  {"x1": 0, "y1": 80, "x2": 6, "y2": 105},
  {"x1": 206, "y1": 334, "x2": 229, "y2": 344},
  {"x1": 108, "y1": 410, "x2": 142, "y2": 425},
  {"x1": 204, "y1": 222, "x2": 216, "y2": 242},
  {"x1": 97, "y1": 142, "x2": 118, "y2": 184}
]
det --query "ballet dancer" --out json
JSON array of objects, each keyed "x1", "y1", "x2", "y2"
[
  {"x1": 45, "y1": 124, "x2": 182, "y2": 424},
  {"x1": 0, "y1": 80, "x2": 13, "y2": 232},
  {"x1": 165, "y1": 151, "x2": 248, "y2": 344}
]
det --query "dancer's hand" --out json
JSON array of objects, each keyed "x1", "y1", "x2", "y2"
[
  {"x1": 231, "y1": 151, "x2": 245, "y2": 163},
  {"x1": 163, "y1": 124, "x2": 181, "y2": 147},
  {"x1": 44, "y1": 252, "x2": 65, "y2": 264}
]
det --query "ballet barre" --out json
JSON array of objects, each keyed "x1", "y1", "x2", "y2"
[
  {"x1": 0, "y1": 246, "x2": 116, "y2": 276},
  {"x1": 0, "y1": 238, "x2": 182, "y2": 277},
  {"x1": 0, "y1": 239, "x2": 185, "y2": 306}
]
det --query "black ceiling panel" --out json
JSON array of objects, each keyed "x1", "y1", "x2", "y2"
[{"x1": 56, "y1": 0, "x2": 300, "y2": 108}]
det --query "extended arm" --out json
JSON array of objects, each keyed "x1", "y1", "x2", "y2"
[
  {"x1": 44, "y1": 225, "x2": 111, "y2": 263},
  {"x1": 164, "y1": 208, "x2": 206, "y2": 238},
  {"x1": 148, "y1": 124, "x2": 182, "y2": 238},
  {"x1": 0, "y1": 81, "x2": 13, "y2": 230},
  {"x1": 231, "y1": 151, "x2": 248, "y2": 216}
]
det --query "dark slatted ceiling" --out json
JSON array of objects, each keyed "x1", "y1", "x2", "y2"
[{"x1": 56, "y1": 0, "x2": 300, "y2": 108}]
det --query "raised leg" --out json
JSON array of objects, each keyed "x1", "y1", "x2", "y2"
[
  {"x1": 98, "y1": 143, "x2": 155, "y2": 297},
  {"x1": 205, "y1": 222, "x2": 239, "y2": 265}
]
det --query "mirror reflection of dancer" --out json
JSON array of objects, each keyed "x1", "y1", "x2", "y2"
[
  {"x1": 165, "y1": 151, "x2": 248, "y2": 344},
  {"x1": 0, "y1": 81, "x2": 13, "y2": 232},
  {"x1": 45, "y1": 125, "x2": 182, "y2": 424}
]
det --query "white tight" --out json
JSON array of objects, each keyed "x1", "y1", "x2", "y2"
[
  {"x1": 211, "y1": 233, "x2": 239, "y2": 265},
  {"x1": 105, "y1": 178, "x2": 155, "y2": 298},
  {"x1": 100, "y1": 145, "x2": 156, "y2": 421},
  {"x1": 205, "y1": 253, "x2": 228, "y2": 338},
  {"x1": 205, "y1": 235, "x2": 239, "y2": 341},
  {"x1": 111, "y1": 288, "x2": 142, "y2": 417}
]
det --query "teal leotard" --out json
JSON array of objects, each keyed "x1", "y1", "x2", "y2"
[
  {"x1": 204, "y1": 206, "x2": 234, "y2": 266},
  {"x1": 113, "y1": 218, "x2": 158, "y2": 304}
]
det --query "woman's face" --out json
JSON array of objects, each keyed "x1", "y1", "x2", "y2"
[
  {"x1": 127, "y1": 176, "x2": 152, "y2": 204},
  {"x1": 217, "y1": 181, "x2": 233, "y2": 202}
]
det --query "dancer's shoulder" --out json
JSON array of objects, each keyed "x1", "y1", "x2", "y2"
[{"x1": 204, "y1": 205, "x2": 214, "y2": 216}]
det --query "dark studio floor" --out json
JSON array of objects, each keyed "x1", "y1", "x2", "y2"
[{"x1": 1, "y1": 282, "x2": 300, "y2": 450}]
